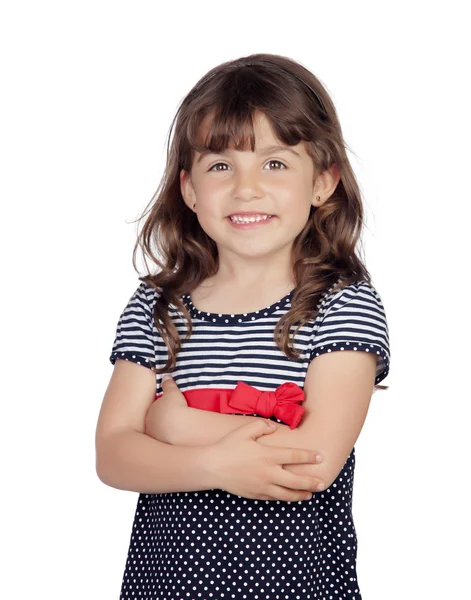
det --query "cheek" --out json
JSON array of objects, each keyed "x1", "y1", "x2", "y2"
[
  {"x1": 193, "y1": 180, "x2": 222, "y2": 205},
  {"x1": 272, "y1": 184, "x2": 306, "y2": 211}
]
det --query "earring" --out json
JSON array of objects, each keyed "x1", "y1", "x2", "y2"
[{"x1": 311, "y1": 196, "x2": 321, "y2": 212}]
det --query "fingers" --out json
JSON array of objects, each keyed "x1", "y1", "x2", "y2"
[
  {"x1": 273, "y1": 469, "x2": 321, "y2": 493},
  {"x1": 245, "y1": 418, "x2": 277, "y2": 440},
  {"x1": 264, "y1": 485, "x2": 314, "y2": 503},
  {"x1": 282, "y1": 467, "x2": 325, "y2": 493},
  {"x1": 271, "y1": 446, "x2": 321, "y2": 466}
]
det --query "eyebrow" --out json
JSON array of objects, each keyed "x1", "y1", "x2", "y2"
[{"x1": 196, "y1": 145, "x2": 302, "y2": 164}]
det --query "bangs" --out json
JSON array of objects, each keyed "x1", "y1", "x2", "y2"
[
  {"x1": 187, "y1": 107, "x2": 259, "y2": 156},
  {"x1": 179, "y1": 64, "x2": 322, "y2": 170}
]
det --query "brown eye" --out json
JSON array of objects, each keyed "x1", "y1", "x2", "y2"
[
  {"x1": 265, "y1": 160, "x2": 287, "y2": 170},
  {"x1": 208, "y1": 162, "x2": 229, "y2": 172}
]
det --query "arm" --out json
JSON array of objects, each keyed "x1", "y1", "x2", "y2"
[
  {"x1": 158, "y1": 351, "x2": 377, "y2": 489},
  {"x1": 97, "y1": 361, "x2": 324, "y2": 500},
  {"x1": 96, "y1": 427, "x2": 214, "y2": 494},
  {"x1": 95, "y1": 360, "x2": 215, "y2": 494}
]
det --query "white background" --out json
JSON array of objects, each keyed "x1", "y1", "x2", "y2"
[{"x1": 1, "y1": 1, "x2": 469, "y2": 598}]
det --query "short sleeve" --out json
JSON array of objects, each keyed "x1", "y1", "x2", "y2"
[
  {"x1": 310, "y1": 280, "x2": 391, "y2": 386},
  {"x1": 109, "y1": 282, "x2": 159, "y2": 370}
]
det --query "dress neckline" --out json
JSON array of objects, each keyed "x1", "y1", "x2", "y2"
[{"x1": 181, "y1": 288, "x2": 296, "y2": 324}]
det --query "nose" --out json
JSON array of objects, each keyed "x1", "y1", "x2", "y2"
[{"x1": 232, "y1": 166, "x2": 263, "y2": 200}]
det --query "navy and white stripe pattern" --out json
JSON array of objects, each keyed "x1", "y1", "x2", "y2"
[
  {"x1": 310, "y1": 281, "x2": 390, "y2": 383},
  {"x1": 110, "y1": 279, "x2": 390, "y2": 390},
  {"x1": 109, "y1": 279, "x2": 390, "y2": 600}
]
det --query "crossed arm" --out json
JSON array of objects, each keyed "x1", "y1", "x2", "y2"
[{"x1": 147, "y1": 350, "x2": 378, "y2": 489}]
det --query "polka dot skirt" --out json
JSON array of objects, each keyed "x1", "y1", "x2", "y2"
[{"x1": 119, "y1": 451, "x2": 361, "y2": 599}]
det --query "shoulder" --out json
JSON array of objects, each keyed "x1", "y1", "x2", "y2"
[
  {"x1": 323, "y1": 279, "x2": 386, "y2": 314},
  {"x1": 126, "y1": 280, "x2": 162, "y2": 315},
  {"x1": 312, "y1": 279, "x2": 391, "y2": 385},
  {"x1": 137, "y1": 279, "x2": 162, "y2": 300},
  {"x1": 112, "y1": 280, "x2": 163, "y2": 332},
  {"x1": 109, "y1": 281, "x2": 164, "y2": 369},
  {"x1": 315, "y1": 278, "x2": 390, "y2": 352}
]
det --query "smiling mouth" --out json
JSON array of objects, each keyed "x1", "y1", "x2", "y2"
[
  {"x1": 228, "y1": 215, "x2": 274, "y2": 223},
  {"x1": 226, "y1": 215, "x2": 276, "y2": 230}
]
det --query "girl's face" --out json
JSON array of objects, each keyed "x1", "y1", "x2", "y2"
[{"x1": 180, "y1": 111, "x2": 339, "y2": 268}]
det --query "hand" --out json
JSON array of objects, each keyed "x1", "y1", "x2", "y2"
[
  {"x1": 144, "y1": 375, "x2": 189, "y2": 443},
  {"x1": 205, "y1": 419, "x2": 325, "y2": 501}
]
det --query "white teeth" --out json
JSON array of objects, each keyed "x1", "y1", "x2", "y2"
[{"x1": 229, "y1": 215, "x2": 272, "y2": 223}]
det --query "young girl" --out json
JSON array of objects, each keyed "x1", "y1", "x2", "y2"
[{"x1": 96, "y1": 53, "x2": 391, "y2": 600}]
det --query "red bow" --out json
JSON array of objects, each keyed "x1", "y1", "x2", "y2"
[
  {"x1": 225, "y1": 381, "x2": 305, "y2": 429},
  {"x1": 170, "y1": 381, "x2": 306, "y2": 429}
]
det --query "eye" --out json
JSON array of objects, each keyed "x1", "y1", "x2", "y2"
[
  {"x1": 208, "y1": 160, "x2": 287, "y2": 172},
  {"x1": 265, "y1": 160, "x2": 287, "y2": 170},
  {"x1": 208, "y1": 162, "x2": 229, "y2": 172}
]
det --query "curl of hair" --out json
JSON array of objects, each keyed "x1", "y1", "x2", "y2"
[{"x1": 131, "y1": 53, "x2": 388, "y2": 391}]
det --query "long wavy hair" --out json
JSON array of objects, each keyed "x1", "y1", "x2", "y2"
[{"x1": 132, "y1": 53, "x2": 388, "y2": 390}]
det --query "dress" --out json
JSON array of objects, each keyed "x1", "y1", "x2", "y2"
[{"x1": 109, "y1": 278, "x2": 391, "y2": 600}]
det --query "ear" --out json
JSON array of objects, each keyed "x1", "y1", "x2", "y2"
[
  {"x1": 312, "y1": 163, "x2": 341, "y2": 208},
  {"x1": 180, "y1": 169, "x2": 196, "y2": 211}
]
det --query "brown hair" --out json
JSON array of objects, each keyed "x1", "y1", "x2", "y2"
[{"x1": 132, "y1": 53, "x2": 388, "y2": 390}]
